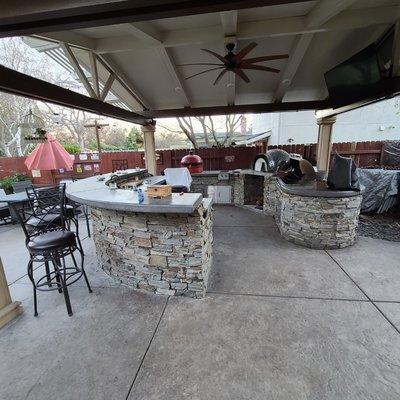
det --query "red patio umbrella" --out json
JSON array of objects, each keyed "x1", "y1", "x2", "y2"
[{"x1": 25, "y1": 133, "x2": 73, "y2": 171}]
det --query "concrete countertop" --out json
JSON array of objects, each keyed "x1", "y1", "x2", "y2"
[
  {"x1": 191, "y1": 170, "x2": 233, "y2": 177},
  {"x1": 239, "y1": 169, "x2": 274, "y2": 177},
  {"x1": 277, "y1": 179, "x2": 362, "y2": 198},
  {"x1": 66, "y1": 171, "x2": 203, "y2": 214},
  {"x1": 191, "y1": 169, "x2": 273, "y2": 177}
]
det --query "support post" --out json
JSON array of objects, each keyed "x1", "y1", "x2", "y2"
[
  {"x1": 142, "y1": 122, "x2": 157, "y2": 175},
  {"x1": 0, "y1": 257, "x2": 23, "y2": 329},
  {"x1": 316, "y1": 115, "x2": 336, "y2": 174}
]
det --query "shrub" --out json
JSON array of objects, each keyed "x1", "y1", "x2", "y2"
[
  {"x1": 0, "y1": 172, "x2": 28, "y2": 194},
  {"x1": 63, "y1": 143, "x2": 81, "y2": 154}
]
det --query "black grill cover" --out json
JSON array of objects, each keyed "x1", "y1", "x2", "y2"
[{"x1": 327, "y1": 153, "x2": 360, "y2": 191}]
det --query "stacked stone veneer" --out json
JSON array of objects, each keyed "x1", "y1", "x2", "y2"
[
  {"x1": 91, "y1": 203, "x2": 213, "y2": 297},
  {"x1": 276, "y1": 186, "x2": 362, "y2": 249},
  {"x1": 191, "y1": 174, "x2": 235, "y2": 199},
  {"x1": 233, "y1": 173, "x2": 245, "y2": 205},
  {"x1": 263, "y1": 176, "x2": 279, "y2": 215}
]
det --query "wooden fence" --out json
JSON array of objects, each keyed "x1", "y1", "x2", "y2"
[
  {"x1": 269, "y1": 140, "x2": 384, "y2": 168},
  {"x1": 100, "y1": 146, "x2": 259, "y2": 175},
  {"x1": 0, "y1": 141, "x2": 391, "y2": 184}
]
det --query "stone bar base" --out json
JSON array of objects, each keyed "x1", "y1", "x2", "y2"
[
  {"x1": 275, "y1": 185, "x2": 362, "y2": 249},
  {"x1": 92, "y1": 203, "x2": 213, "y2": 297}
]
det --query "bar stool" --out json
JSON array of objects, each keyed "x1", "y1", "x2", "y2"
[
  {"x1": 26, "y1": 184, "x2": 85, "y2": 252},
  {"x1": 12, "y1": 185, "x2": 92, "y2": 317}
]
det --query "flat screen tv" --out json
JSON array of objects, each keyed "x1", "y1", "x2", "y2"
[{"x1": 324, "y1": 44, "x2": 386, "y2": 108}]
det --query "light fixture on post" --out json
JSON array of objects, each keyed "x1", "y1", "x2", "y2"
[
  {"x1": 19, "y1": 108, "x2": 47, "y2": 143},
  {"x1": 51, "y1": 112, "x2": 62, "y2": 125}
]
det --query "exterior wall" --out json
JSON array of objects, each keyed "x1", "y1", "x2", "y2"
[
  {"x1": 252, "y1": 97, "x2": 400, "y2": 145},
  {"x1": 91, "y1": 204, "x2": 213, "y2": 298}
]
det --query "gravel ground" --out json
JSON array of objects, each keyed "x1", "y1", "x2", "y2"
[{"x1": 358, "y1": 206, "x2": 400, "y2": 242}]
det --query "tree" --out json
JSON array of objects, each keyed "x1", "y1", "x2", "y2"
[
  {"x1": 0, "y1": 37, "x2": 82, "y2": 156},
  {"x1": 41, "y1": 104, "x2": 93, "y2": 149},
  {"x1": 173, "y1": 114, "x2": 244, "y2": 148},
  {"x1": 125, "y1": 127, "x2": 141, "y2": 150},
  {"x1": 155, "y1": 130, "x2": 185, "y2": 149}
]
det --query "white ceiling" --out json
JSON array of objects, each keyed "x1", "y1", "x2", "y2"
[{"x1": 25, "y1": 0, "x2": 400, "y2": 115}]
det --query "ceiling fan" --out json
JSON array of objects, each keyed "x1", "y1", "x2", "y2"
[{"x1": 178, "y1": 42, "x2": 288, "y2": 85}]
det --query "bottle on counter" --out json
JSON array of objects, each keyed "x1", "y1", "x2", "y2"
[{"x1": 138, "y1": 188, "x2": 144, "y2": 204}]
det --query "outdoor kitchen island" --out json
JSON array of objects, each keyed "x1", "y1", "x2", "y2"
[
  {"x1": 66, "y1": 172, "x2": 213, "y2": 298},
  {"x1": 265, "y1": 178, "x2": 363, "y2": 250}
]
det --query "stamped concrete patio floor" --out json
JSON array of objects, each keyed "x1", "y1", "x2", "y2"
[{"x1": 1, "y1": 206, "x2": 400, "y2": 399}]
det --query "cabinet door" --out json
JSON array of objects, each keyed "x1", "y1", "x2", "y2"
[{"x1": 207, "y1": 185, "x2": 232, "y2": 204}]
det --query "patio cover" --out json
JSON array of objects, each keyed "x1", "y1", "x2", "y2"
[{"x1": 0, "y1": 0, "x2": 398, "y2": 122}]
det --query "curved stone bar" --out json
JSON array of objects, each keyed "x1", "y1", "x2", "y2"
[
  {"x1": 66, "y1": 172, "x2": 213, "y2": 297},
  {"x1": 268, "y1": 179, "x2": 362, "y2": 249}
]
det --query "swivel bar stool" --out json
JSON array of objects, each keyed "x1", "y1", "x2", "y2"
[
  {"x1": 12, "y1": 185, "x2": 92, "y2": 317},
  {"x1": 26, "y1": 184, "x2": 85, "y2": 253}
]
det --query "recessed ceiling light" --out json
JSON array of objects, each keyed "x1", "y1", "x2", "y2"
[
  {"x1": 175, "y1": 87, "x2": 182, "y2": 92},
  {"x1": 226, "y1": 83, "x2": 234, "y2": 88}
]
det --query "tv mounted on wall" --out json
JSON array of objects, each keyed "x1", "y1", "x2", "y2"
[
  {"x1": 324, "y1": 26, "x2": 398, "y2": 109},
  {"x1": 324, "y1": 44, "x2": 385, "y2": 108}
]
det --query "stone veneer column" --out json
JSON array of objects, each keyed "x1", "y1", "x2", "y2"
[
  {"x1": 263, "y1": 176, "x2": 278, "y2": 216},
  {"x1": 142, "y1": 122, "x2": 157, "y2": 175},
  {"x1": 233, "y1": 173, "x2": 245, "y2": 205},
  {"x1": 316, "y1": 115, "x2": 336, "y2": 174},
  {"x1": 91, "y1": 203, "x2": 213, "y2": 297}
]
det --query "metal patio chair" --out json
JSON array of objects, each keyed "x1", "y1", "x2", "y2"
[{"x1": 12, "y1": 184, "x2": 92, "y2": 317}]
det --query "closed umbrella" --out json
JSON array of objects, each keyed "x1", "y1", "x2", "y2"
[{"x1": 25, "y1": 133, "x2": 73, "y2": 171}]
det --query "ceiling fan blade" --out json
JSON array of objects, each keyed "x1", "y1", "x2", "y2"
[
  {"x1": 234, "y1": 42, "x2": 258, "y2": 62},
  {"x1": 201, "y1": 49, "x2": 227, "y2": 63},
  {"x1": 241, "y1": 54, "x2": 289, "y2": 64},
  {"x1": 177, "y1": 62, "x2": 223, "y2": 67},
  {"x1": 232, "y1": 68, "x2": 250, "y2": 83},
  {"x1": 241, "y1": 65, "x2": 280, "y2": 73},
  {"x1": 185, "y1": 67, "x2": 225, "y2": 80},
  {"x1": 213, "y1": 69, "x2": 228, "y2": 85}
]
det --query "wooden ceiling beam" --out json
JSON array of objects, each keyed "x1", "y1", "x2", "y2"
[
  {"x1": 96, "y1": 54, "x2": 152, "y2": 110},
  {"x1": 273, "y1": 33, "x2": 314, "y2": 103},
  {"x1": 273, "y1": 0, "x2": 359, "y2": 103},
  {"x1": 306, "y1": 0, "x2": 358, "y2": 28},
  {"x1": 60, "y1": 42, "x2": 97, "y2": 99},
  {"x1": 0, "y1": 0, "x2": 311, "y2": 38},
  {"x1": 35, "y1": 6, "x2": 399, "y2": 54},
  {"x1": 141, "y1": 100, "x2": 331, "y2": 118},
  {"x1": 85, "y1": 5, "x2": 400, "y2": 54},
  {"x1": 0, "y1": 65, "x2": 150, "y2": 125},
  {"x1": 121, "y1": 22, "x2": 192, "y2": 107}
]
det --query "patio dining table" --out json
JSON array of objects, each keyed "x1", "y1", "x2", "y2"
[{"x1": 0, "y1": 192, "x2": 29, "y2": 223}]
